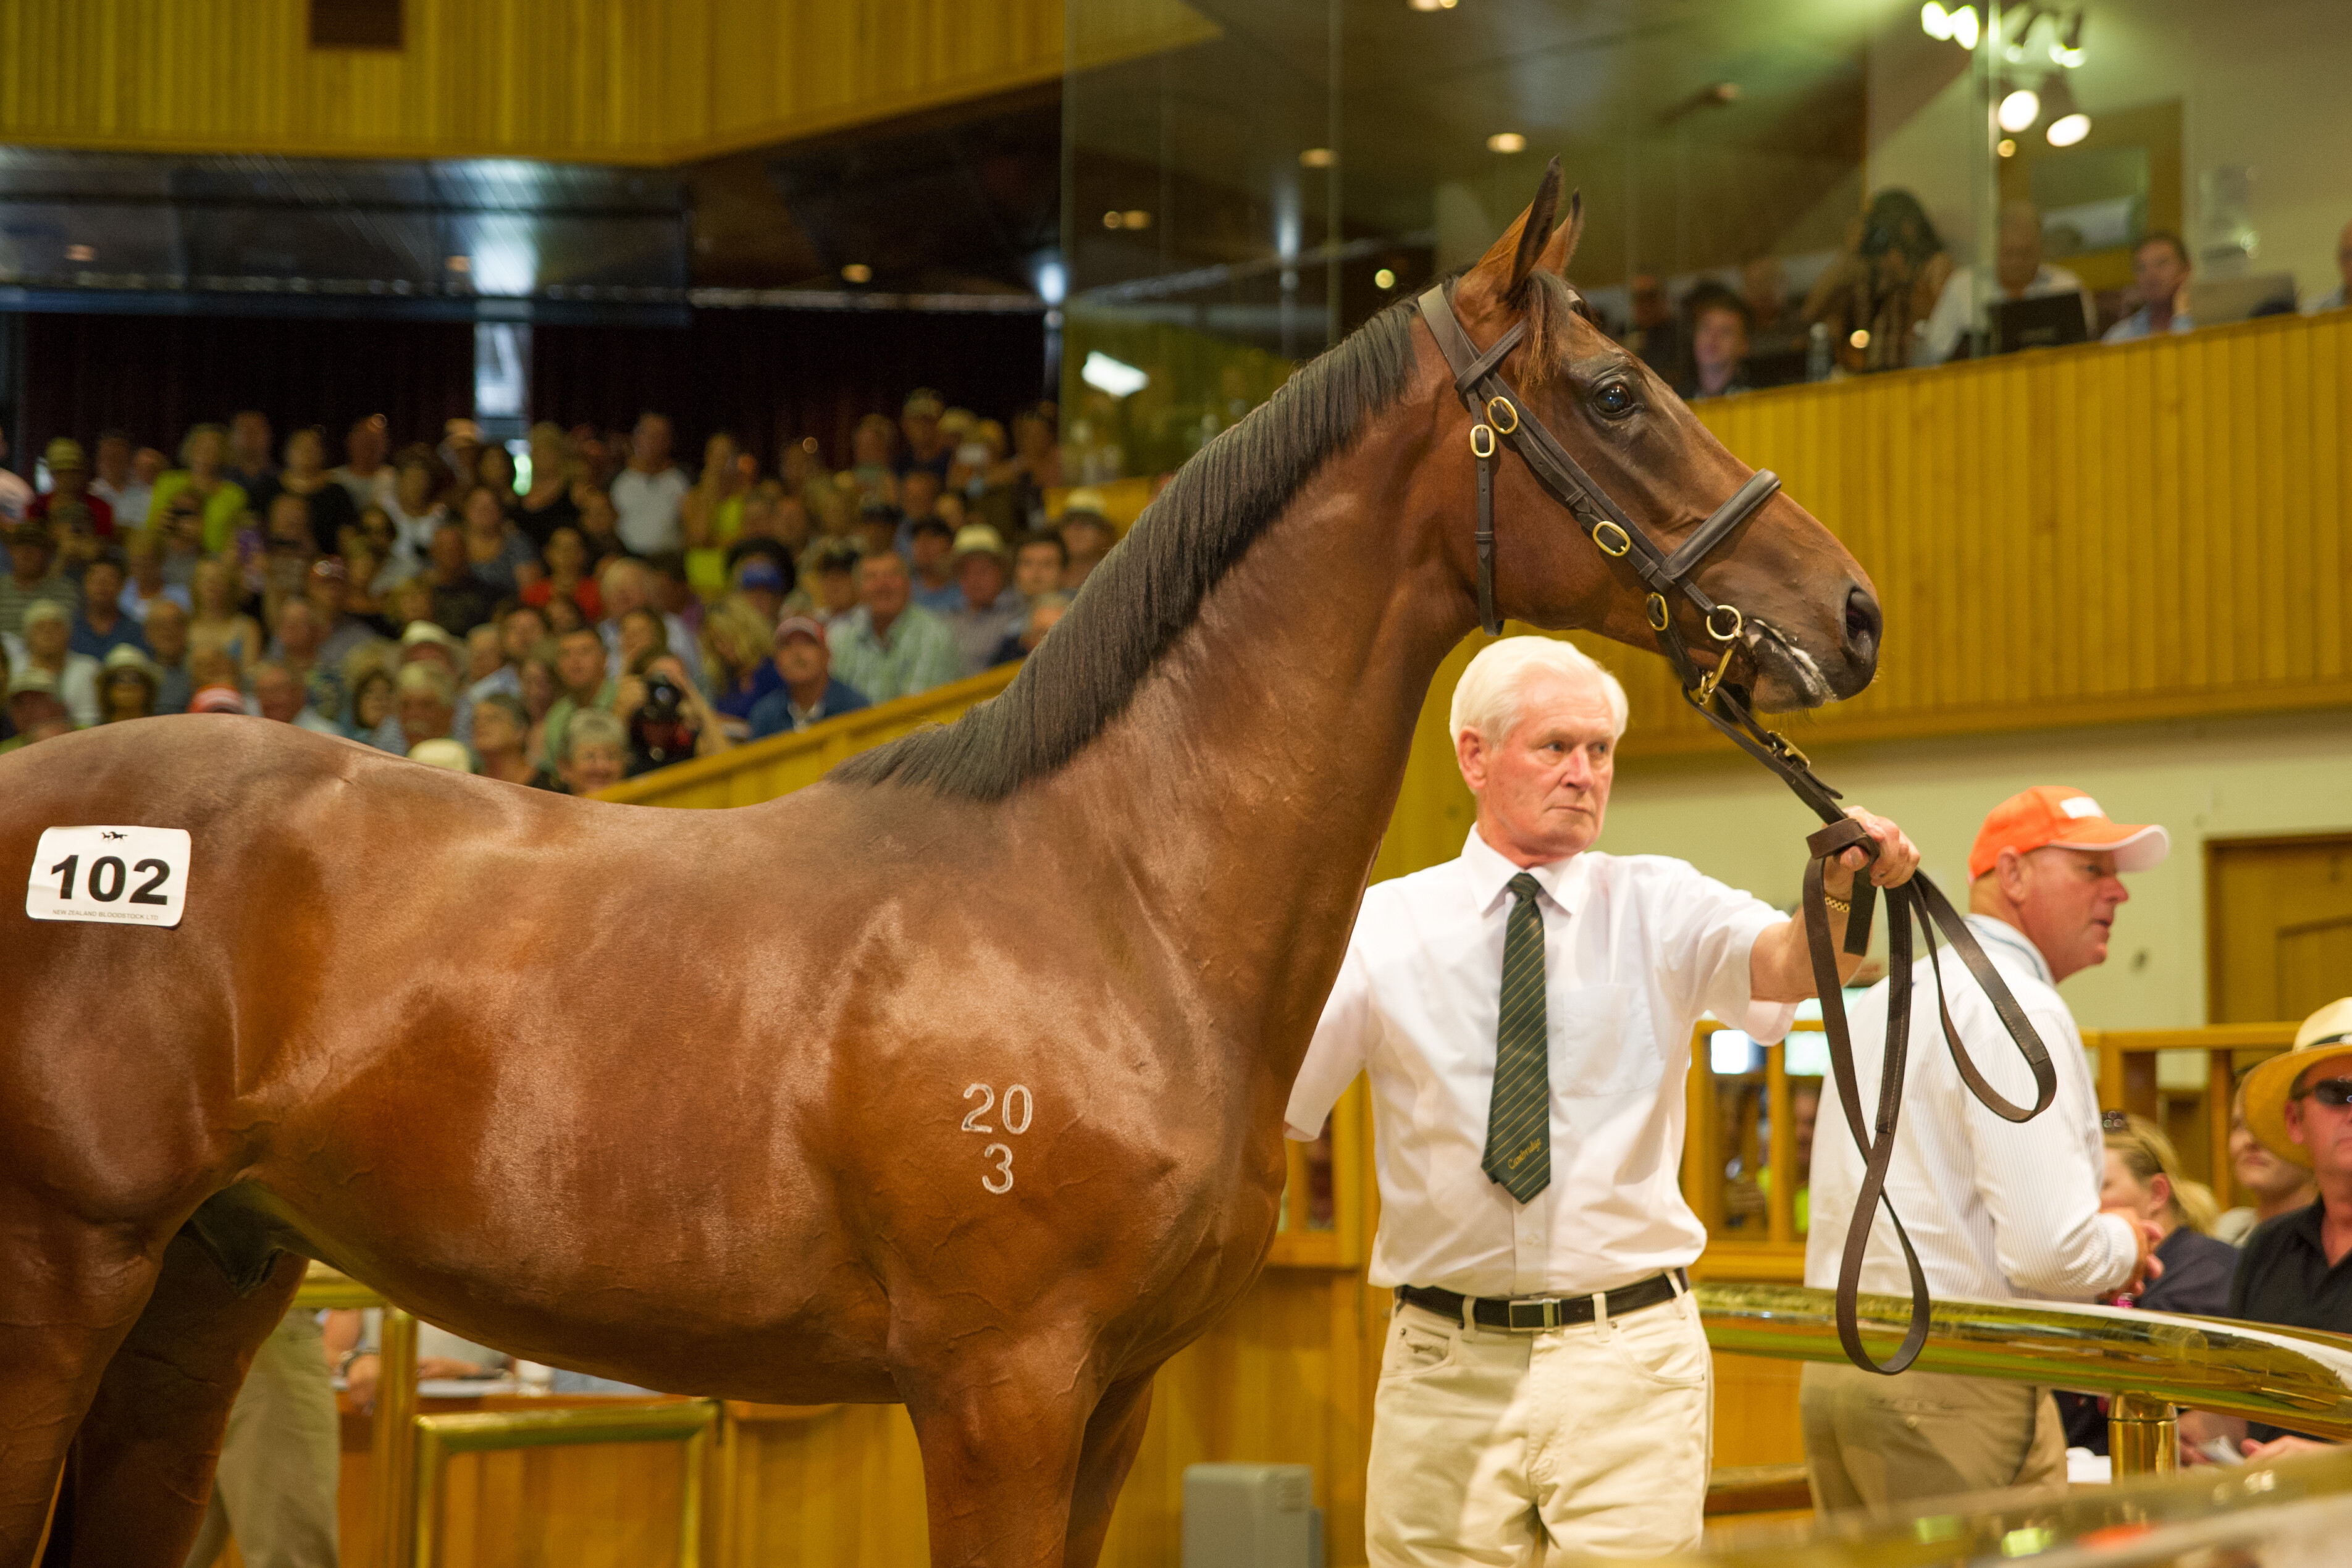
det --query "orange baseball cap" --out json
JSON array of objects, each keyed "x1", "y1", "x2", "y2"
[{"x1": 1967, "y1": 786, "x2": 2169, "y2": 881}]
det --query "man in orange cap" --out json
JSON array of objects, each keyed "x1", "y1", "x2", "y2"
[{"x1": 1802, "y1": 786, "x2": 2170, "y2": 1511}]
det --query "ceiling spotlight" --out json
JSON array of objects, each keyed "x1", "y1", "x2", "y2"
[
  {"x1": 1081, "y1": 351, "x2": 1149, "y2": 399},
  {"x1": 840, "y1": 262, "x2": 873, "y2": 284},
  {"x1": 1949, "y1": 5, "x2": 1979, "y2": 48},
  {"x1": 1486, "y1": 132, "x2": 1527, "y2": 154},
  {"x1": 1374, "y1": 267, "x2": 1397, "y2": 289},
  {"x1": 1121, "y1": 209, "x2": 1152, "y2": 230},
  {"x1": 2046, "y1": 111, "x2": 2090, "y2": 146},
  {"x1": 2051, "y1": 9, "x2": 2086, "y2": 65},
  {"x1": 64, "y1": 244, "x2": 93, "y2": 262},
  {"x1": 2039, "y1": 74, "x2": 2090, "y2": 145},
  {"x1": 445, "y1": 255, "x2": 471, "y2": 272},
  {"x1": 1299, "y1": 148, "x2": 1335, "y2": 169},
  {"x1": 1849, "y1": 328, "x2": 1871, "y2": 350},
  {"x1": 1407, "y1": 0, "x2": 1458, "y2": 10},
  {"x1": 1997, "y1": 137, "x2": 2018, "y2": 157},
  {"x1": 1997, "y1": 88, "x2": 2041, "y2": 133},
  {"x1": 1921, "y1": 1, "x2": 1952, "y2": 38}
]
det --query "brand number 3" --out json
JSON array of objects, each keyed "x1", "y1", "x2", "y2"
[{"x1": 963, "y1": 1083, "x2": 1033, "y2": 1193}]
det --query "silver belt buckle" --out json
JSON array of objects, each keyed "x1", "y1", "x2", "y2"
[{"x1": 1508, "y1": 1297, "x2": 1561, "y2": 1331}]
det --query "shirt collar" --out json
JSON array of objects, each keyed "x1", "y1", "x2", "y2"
[
  {"x1": 1459, "y1": 827, "x2": 1589, "y2": 918},
  {"x1": 1963, "y1": 913, "x2": 2054, "y2": 986}
]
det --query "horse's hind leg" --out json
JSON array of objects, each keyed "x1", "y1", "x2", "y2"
[
  {"x1": 0, "y1": 1208, "x2": 163, "y2": 1568},
  {"x1": 46, "y1": 1235, "x2": 305, "y2": 1568}
]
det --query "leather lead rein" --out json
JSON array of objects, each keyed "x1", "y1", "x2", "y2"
[{"x1": 1416, "y1": 280, "x2": 2059, "y2": 1375}]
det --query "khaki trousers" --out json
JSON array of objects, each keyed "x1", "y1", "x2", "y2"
[
  {"x1": 1799, "y1": 1362, "x2": 2067, "y2": 1514},
  {"x1": 185, "y1": 1310, "x2": 340, "y2": 1568},
  {"x1": 1366, "y1": 1289, "x2": 1712, "y2": 1566}
]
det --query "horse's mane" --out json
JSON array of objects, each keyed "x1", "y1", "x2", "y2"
[{"x1": 832, "y1": 297, "x2": 1424, "y2": 800}]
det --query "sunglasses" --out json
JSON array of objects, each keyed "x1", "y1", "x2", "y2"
[
  {"x1": 2099, "y1": 1109, "x2": 2130, "y2": 1132},
  {"x1": 2291, "y1": 1079, "x2": 2352, "y2": 1109}
]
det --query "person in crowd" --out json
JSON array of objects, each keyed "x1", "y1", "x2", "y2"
[
  {"x1": 385, "y1": 444, "x2": 451, "y2": 573},
  {"x1": 700, "y1": 594, "x2": 781, "y2": 726},
  {"x1": 274, "y1": 425, "x2": 361, "y2": 551},
  {"x1": 331, "y1": 413, "x2": 395, "y2": 515},
  {"x1": 907, "y1": 516, "x2": 962, "y2": 613},
  {"x1": 805, "y1": 540, "x2": 862, "y2": 627},
  {"x1": 68, "y1": 554, "x2": 145, "y2": 660},
  {"x1": 849, "y1": 414, "x2": 900, "y2": 506},
  {"x1": 345, "y1": 664, "x2": 397, "y2": 744},
  {"x1": 615, "y1": 605, "x2": 671, "y2": 679},
  {"x1": 120, "y1": 530, "x2": 188, "y2": 623},
  {"x1": 644, "y1": 550, "x2": 702, "y2": 643},
  {"x1": 304, "y1": 558, "x2": 376, "y2": 673},
  {"x1": 1058, "y1": 496, "x2": 1115, "y2": 590},
  {"x1": 1675, "y1": 288, "x2": 1754, "y2": 401},
  {"x1": 1, "y1": 665, "x2": 70, "y2": 751},
  {"x1": 1011, "y1": 530, "x2": 1067, "y2": 602},
  {"x1": 596, "y1": 556, "x2": 701, "y2": 687},
  {"x1": 17, "y1": 600, "x2": 101, "y2": 727},
  {"x1": 188, "y1": 556, "x2": 262, "y2": 681},
  {"x1": 899, "y1": 467, "x2": 945, "y2": 529},
  {"x1": 148, "y1": 423, "x2": 251, "y2": 555},
  {"x1": 518, "y1": 642, "x2": 561, "y2": 760},
  {"x1": 1739, "y1": 254, "x2": 1807, "y2": 381},
  {"x1": 827, "y1": 549, "x2": 964, "y2": 705},
  {"x1": 1804, "y1": 188, "x2": 1954, "y2": 374},
  {"x1": 996, "y1": 402, "x2": 1061, "y2": 530},
  {"x1": 1624, "y1": 271, "x2": 1683, "y2": 380},
  {"x1": 615, "y1": 649, "x2": 729, "y2": 774},
  {"x1": 459, "y1": 482, "x2": 536, "y2": 597},
  {"x1": 29, "y1": 437, "x2": 116, "y2": 545},
  {"x1": 0, "y1": 428, "x2": 29, "y2": 523},
  {"x1": 258, "y1": 492, "x2": 323, "y2": 622},
  {"x1": 682, "y1": 430, "x2": 752, "y2": 585},
  {"x1": 557, "y1": 706, "x2": 629, "y2": 795},
  {"x1": 91, "y1": 429, "x2": 151, "y2": 527},
  {"x1": 469, "y1": 692, "x2": 557, "y2": 789},
  {"x1": 731, "y1": 556, "x2": 789, "y2": 626},
  {"x1": 226, "y1": 409, "x2": 277, "y2": 502},
  {"x1": 2217, "y1": 1080, "x2": 2319, "y2": 1243},
  {"x1": 3, "y1": 521, "x2": 78, "y2": 638},
  {"x1": 2104, "y1": 231, "x2": 2196, "y2": 343},
  {"x1": 991, "y1": 591, "x2": 1067, "y2": 666},
  {"x1": 850, "y1": 497, "x2": 901, "y2": 564},
  {"x1": 468, "y1": 624, "x2": 506, "y2": 686},
  {"x1": 517, "y1": 422, "x2": 581, "y2": 549},
  {"x1": 377, "y1": 660, "x2": 458, "y2": 753},
  {"x1": 187, "y1": 680, "x2": 248, "y2": 716},
  {"x1": 942, "y1": 524, "x2": 1025, "y2": 673},
  {"x1": 1285, "y1": 636, "x2": 1920, "y2": 1561},
  {"x1": 747, "y1": 616, "x2": 868, "y2": 739},
  {"x1": 422, "y1": 519, "x2": 498, "y2": 638},
  {"x1": 98, "y1": 644, "x2": 159, "y2": 723},
  {"x1": 574, "y1": 483, "x2": 624, "y2": 568},
  {"x1": 539, "y1": 623, "x2": 615, "y2": 773},
  {"x1": 1921, "y1": 200, "x2": 2095, "y2": 364},
  {"x1": 521, "y1": 524, "x2": 602, "y2": 626},
  {"x1": 466, "y1": 603, "x2": 547, "y2": 708},
  {"x1": 437, "y1": 419, "x2": 484, "y2": 505},
  {"x1": 266, "y1": 595, "x2": 340, "y2": 718},
  {"x1": 251, "y1": 660, "x2": 342, "y2": 736},
  {"x1": 180, "y1": 1304, "x2": 342, "y2": 1568},
  {"x1": 143, "y1": 598, "x2": 193, "y2": 714},
  {"x1": 476, "y1": 442, "x2": 518, "y2": 507},
  {"x1": 153, "y1": 488, "x2": 209, "y2": 592},
  {"x1": 2304, "y1": 219, "x2": 2351, "y2": 314},
  {"x1": 1803, "y1": 786, "x2": 2170, "y2": 1512},
  {"x1": 612, "y1": 411, "x2": 687, "y2": 556},
  {"x1": 898, "y1": 388, "x2": 954, "y2": 479}
]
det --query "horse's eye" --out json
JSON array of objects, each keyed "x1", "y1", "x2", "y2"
[{"x1": 1594, "y1": 382, "x2": 1638, "y2": 419}]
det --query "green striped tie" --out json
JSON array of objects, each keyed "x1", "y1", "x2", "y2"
[{"x1": 1484, "y1": 872, "x2": 1552, "y2": 1203}]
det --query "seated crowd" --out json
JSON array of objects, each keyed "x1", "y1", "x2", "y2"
[{"x1": 0, "y1": 392, "x2": 1103, "y2": 790}]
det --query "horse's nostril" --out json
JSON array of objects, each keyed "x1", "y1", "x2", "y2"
[{"x1": 1844, "y1": 586, "x2": 1881, "y2": 651}]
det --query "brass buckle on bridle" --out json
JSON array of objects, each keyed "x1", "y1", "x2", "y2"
[
  {"x1": 1692, "y1": 605, "x2": 1744, "y2": 702},
  {"x1": 1470, "y1": 422, "x2": 1496, "y2": 459},
  {"x1": 1592, "y1": 520, "x2": 1632, "y2": 558}
]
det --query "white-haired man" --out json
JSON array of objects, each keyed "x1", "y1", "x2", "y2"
[{"x1": 1286, "y1": 635, "x2": 1918, "y2": 1563}]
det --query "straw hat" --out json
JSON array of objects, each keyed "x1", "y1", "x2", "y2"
[{"x1": 2241, "y1": 997, "x2": 2352, "y2": 1168}]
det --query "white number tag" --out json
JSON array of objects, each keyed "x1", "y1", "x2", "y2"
[{"x1": 26, "y1": 826, "x2": 191, "y2": 928}]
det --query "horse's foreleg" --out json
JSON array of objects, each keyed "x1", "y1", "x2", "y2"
[
  {"x1": 0, "y1": 1206, "x2": 161, "y2": 1568},
  {"x1": 902, "y1": 1349, "x2": 1096, "y2": 1568},
  {"x1": 1061, "y1": 1372, "x2": 1156, "y2": 1568},
  {"x1": 49, "y1": 1235, "x2": 305, "y2": 1568}
]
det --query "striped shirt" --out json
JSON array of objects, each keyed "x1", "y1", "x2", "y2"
[{"x1": 1805, "y1": 914, "x2": 2136, "y2": 1302}]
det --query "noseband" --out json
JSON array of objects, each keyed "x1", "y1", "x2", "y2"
[{"x1": 1417, "y1": 281, "x2": 2060, "y2": 1378}]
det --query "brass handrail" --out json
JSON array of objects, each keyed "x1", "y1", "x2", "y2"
[{"x1": 1698, "y1": 1282, "x2": 2352, "y2": 1465}]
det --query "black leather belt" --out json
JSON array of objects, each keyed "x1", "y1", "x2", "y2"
[{"x1": 1397, "y1": 1270, "x2": 1687, "y2": 1332}]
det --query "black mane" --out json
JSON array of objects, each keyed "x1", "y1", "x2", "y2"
[{"x1": 833, "y1": 300, "x2": 1422, "y2": 800}]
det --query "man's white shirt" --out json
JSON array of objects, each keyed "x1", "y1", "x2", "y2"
[
  {"x1": 1804, "y1": 913, "x2": 2135, "y2": 1302},
  {"x1": 1285, "y1": 829, "x2": 1795, "y2": 1300}
]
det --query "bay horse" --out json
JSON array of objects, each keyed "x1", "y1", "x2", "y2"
[{"x1": 1, "y1": 164, "x2": 1881, "y2": 1568}]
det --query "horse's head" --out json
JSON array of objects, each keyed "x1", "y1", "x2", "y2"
[{"x1": 1431, "y1": 159, "x2": 1880, "y2": 713}]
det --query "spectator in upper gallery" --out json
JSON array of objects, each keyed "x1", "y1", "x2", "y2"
[
  {"x1": 644, "y1": 549, "x2": 703, "y2": 644},
  {"x1": 907, "y1": 516, "x2": 962, "y2": 614},
  {"x1": 2304, "y1": 219, "x2": 2352, "y2": 314},
  {"x1": 0, "y1": 427, "x2": 31, "y2": 523},
  {"x1": 306, "y1": 558, "x2": 377, "y2": 673},
  {"x1": 731, "y1": 556, "x2": 789, "y2": 626},
  {"x1": 251, "y1": 659, "x2": 342, "y2": 737},
  {"x1": 143, "y1": 598, "x2": 193, "y2": 714},
  {"x1": 1921, "y1": 201, "x2": 2096, "y2": 364},
  {"x1": 28, "y1": 438, "x2": 115, "y2": 543},
  {"x1": 458, "y1": 483, "x2": 537, "y2": 598},
  {"x1": 119, "y1": 531, "x2": 189, "y2": 624},
  {"x1": 378, "y1": 660, "x2": 458, "y2": 755},
  {"x1": 1012, "y1": 530, "x2": 1068, "y2": 603},
  {"x1": 1674, "y1": 288, "x2": 1754, "y2": 402},
  {"x1": 827, "y1": 548, "x2": 964, "y2": 705},
  {"x1": 523, "y1": 525, "x2": 603, "y2": 625},
  {"x1": 468, "y1": 602, "x2": 548, "y2": 708},
  {"x1": 151, "y1": 424, "x2": 250, "y2": 555},
  {"x1": 188, "y1": 558, "x2": 261, "y2": 681},
  {"x1": 470, "y1": 692, "x2": 557, "y2": 789},
  {"x1": 384, "y1": 445, "x2": 452, "y2": 574},
  {"x1": 991, "y1": 590, "x2": 1068, "y2": 668},
  {"x1": 423, "y1": 521, "x2": 498, "y2": 640},
  {"x1": 330, "y1": 413, "x2": 396, "y2": 516},
  {"x1": 557, "y1": 707, "x2": 630, "y2": 796},
  {"x1": 226, "y1": 409, "x2": 277, "y2": 502},
  {"x1": 90, "y1": 429, "x2": 152, "y2": 529},
  {"x1": 2104, "y1": 231, "x2": 2196, "y2": 343},
  {"x1": 595, "y1": 555, "x2": 702, "y2": 688},
  {"x1": 2, "y1": 521, "x2": 78, "y2": 638},
  {"x1": 681, "y1": 430, "x2": 752, "y2": 576},
  {"x1": 1057, "y1": 493, "x2": 1116, "y2": 592},
  {"x1": 848, "y1": 414, "x2": 900, "y2": 507},
  {"x1": 996, "y1": 402, "x2": 1062, "y2": 531},
  {"x1": 98, "y1": 644, "x2": 159, "y2": 723},
  {"x1": 611, "y1": 411, "x2": 688, "y2": 556},
  {"x1": 515, "y1": 422, "x2": 581, "y2": 551},
  {"x1": 439, "y1": 419, "x2": 484, "y2": 505},
  {"x1": 853, "y1": 498, "x2": 904, "y2": 564},
  {"x1": 574, "y1": 483, "x2": 624, "y2": 568},
  {"x1": 943, "y1": 524, "x2": 1026, "y2": 674},
  {"x1": 68, "y1": 555, "x2": 146, "y2": 660},
  {"x1": 897, "y1": 388, "x2": 955, "y2": 480},
  {"x1": 2, "y1": 665, "x2": 69, "y2": 750},
  {"x1": 701, "y1": 594, "x2": 783, "y2": 724},
  {"x1": 747, "y1": 615, "x2": 868, "y2": 739},
  {"x1": 17, "y1": 600, "x2": 100, "y2": 727},
  {"x1": 805, "y1": 540, "x2": 862, "y2": 628},
  {"x1": 1804, "y1": 188, "x2": 1955, "y2": 374},
  {"x1": 274, "y1": 426, "x2": 360, "y2": 552},
  {"x1": 1625, "y1": 271, "x2": 1684, "y2": 382},
  {"x1": 270, "y1": 597, "x2": 343, "y2": 719},
  {"x1": 538, "y1": 622, "x2": 615, "y2": 773}
]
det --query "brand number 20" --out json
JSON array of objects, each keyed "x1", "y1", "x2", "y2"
[{"x1": 962, "y1": 1083, "x2": 1033, "y2": 1193}]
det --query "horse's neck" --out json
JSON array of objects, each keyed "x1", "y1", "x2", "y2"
[{"x1": 1044, "y1": 409, "x2": 1469, "y2": 1083}]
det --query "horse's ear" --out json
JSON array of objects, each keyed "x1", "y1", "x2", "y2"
[
  {"x1": 1475, "y1": 156, "x2": 1563, "y2": 304},
  {"x1": 1537, "y1": 188, "x2": 1585, "y2": 278}
]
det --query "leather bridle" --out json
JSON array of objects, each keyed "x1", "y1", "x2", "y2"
[{"x1": 1418, "y1": 280, "x2": 2061, "y2": 1376}]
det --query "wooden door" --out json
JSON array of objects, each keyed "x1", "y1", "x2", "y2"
[{"x1": 2207, "y1": 836, "x2": 2352, "y2": 1023}]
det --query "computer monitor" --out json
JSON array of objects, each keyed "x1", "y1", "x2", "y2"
[
  {"x1": 2186, "y1": 274, "x2": 2298, "y2": 325},
  {"x1": 1989, "y1": 293, "x2": 2093, "y2": 355}
]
